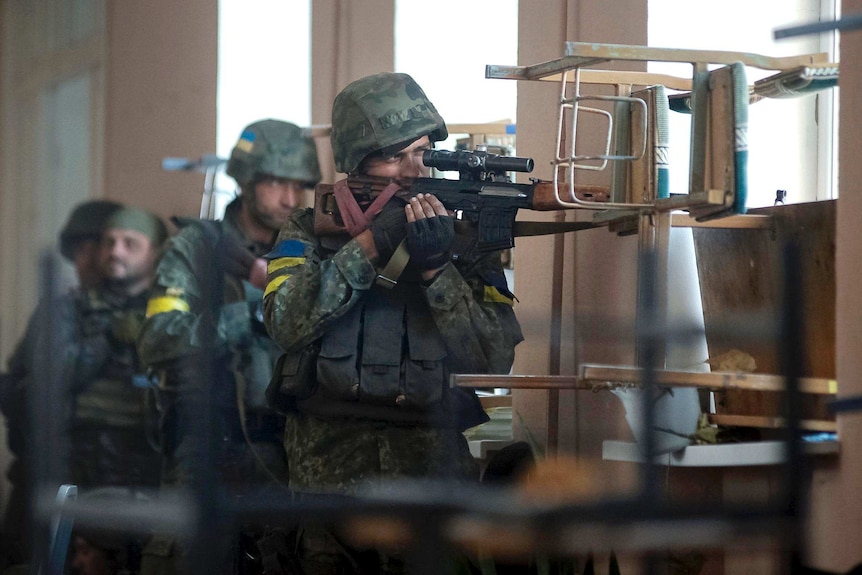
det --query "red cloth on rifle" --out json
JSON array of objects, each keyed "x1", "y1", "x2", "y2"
[{"x1": 332, "y1": 178, "x2": 402, "y2": 237}]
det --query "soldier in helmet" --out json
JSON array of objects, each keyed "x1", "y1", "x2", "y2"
[
  {"x1": 1, "y1": 199, "x2": 123, "y2": 572},
  {"x1": 60, "y1": 200, "x2": 126, "y2": 289},
  {"x1": 262, "y1": 72, "x2": 523, "y2": 573},
  {"x1": 137, "y1": 119, "x2": 321, "y2": 574}
]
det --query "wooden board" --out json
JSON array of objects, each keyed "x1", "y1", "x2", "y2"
[
  {"x1": 693, "y1": 200, "x2": 836, "y2": 420},
  {"x1": 708, "y1": 414, "x2": 837, "y2": 433}
]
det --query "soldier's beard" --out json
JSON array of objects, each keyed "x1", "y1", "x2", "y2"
[
  {"x1": 103, "y1": 260, "x2": 150, "y2": 295},
  {"x1": 246, "y1": 192, "x2": 291, "y2": 233},
  {"x1": 250, "y1": 209, "x2": 287, "y2": 233},
  {"x1": 103, "y1": 273, "x2": 145, "y2": 294}
]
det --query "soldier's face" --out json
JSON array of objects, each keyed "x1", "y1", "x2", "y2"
[
  {"x1": 101, "y1": 228, "x2": 157, "y2": 284},
  {"x1": 71, "y1": 238, "x2": 104, "y2": 290},
  {"x1": 247, "y1": 176, "x2": 306, "y2": 231},
  {"x1": 363, "y1": 136, "x2": 432, "y2": 179}
]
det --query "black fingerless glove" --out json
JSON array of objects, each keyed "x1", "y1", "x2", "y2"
[
  {"x1": 369, "y1": 203, "x2": 408, "y2": 262},
  {"x1": 407, "y1": 215, "x2": 454, "y2": 269}
]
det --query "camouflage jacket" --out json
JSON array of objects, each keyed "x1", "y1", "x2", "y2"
[
  {"x1": 4, "y1": 286, "x2": 159, "y2": 490},
  {"x1": 3, "y1": 286, "x2": 151, "y2": 429},
  {"x1": 138, "y1": 198, "x2": 281, "y2": 416},
  {"x1": 263, "y1": 207, "x2": 523, "y2": 429},
  {"x1": 65, "y1": 286, "x2": 153, "y2": 429}
]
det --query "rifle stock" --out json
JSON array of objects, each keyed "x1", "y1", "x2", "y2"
[{"x1": 314, "y1": 176, "x2": 610, "y2": 250}]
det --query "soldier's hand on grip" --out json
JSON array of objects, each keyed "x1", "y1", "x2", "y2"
[
  {"x1": 369, "y1": 202, "x2": 409, "y2": 262},
  {"x1": 406, "y1": 194, "x2": 454, "y2": 270}
]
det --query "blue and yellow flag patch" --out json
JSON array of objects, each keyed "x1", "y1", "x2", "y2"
[
  {"x1": 268, "y1": 257, "x2": 305, "y2": 274},
  {"x1": 481, "y1": 270, "x2": 516, "y2": 305},
  {"x1": 266, "y1": 239, "x2": 307, "y2": 259},
  {"x1": 264, "y1": 275, "x2": 291, "y2": 298},
  {"x1": 236, "y1": 130, "x2": 256, "y2": 153}
]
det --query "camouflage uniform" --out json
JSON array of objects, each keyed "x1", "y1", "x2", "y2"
[
  {"x1": 264, "y1": 209, "x2": 522, "y2": 494},
  {"x1": 137, "y1": 200, "x2": 290, "y2": 575},
  {"x1": 1, "y1": 200, "x2": 124, "y2": 572},
  {"x1": 64, "y1": 286, "x2": 162, "y2": 490},
  {"x1": 138, "y1": 197, "x2": 288, "y2": 489},
  {"x1": 1, "y1": 255, "x2": 162, "y2": 571},
  {"x1": 139, "y1": 119, "x2": 320, "y2": 575},
  {"x1": 265, "y1": 72, "x2": 522, "y2": 499},
  {"x1": 263, "y1": 73, "x2": 523, "y2": 574}
]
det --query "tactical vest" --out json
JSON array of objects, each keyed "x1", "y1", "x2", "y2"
[
  {"x1": 329, "y1": 281, "x2": 443, "y2": 390},
  {"x1": 74, "y1": 295, "x2": 152, "y2": 430},
  {"x1": 74, "y1": 376, "x2": 149, "y2": 429},
  {"x1": 266, "y1": 217, "x2": 492, "y2": 429},
  {"x1": 284, "y1": 234, "x2": 467, "y2": 427}
]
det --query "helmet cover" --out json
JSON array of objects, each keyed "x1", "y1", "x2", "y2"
[
  {"x1": 331, "y1": 72, "x2": 448, "y2": 174},
  {"x1": 59, "y1": 200, "x2": 124, "y2": 260},
  {"x1": 226, "y1": 119, "x2": 321, "y2": 187}
]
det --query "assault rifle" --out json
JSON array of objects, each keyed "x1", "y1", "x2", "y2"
[{"x1": 314, "y1": 149, "x2": 610, "y2": 252}]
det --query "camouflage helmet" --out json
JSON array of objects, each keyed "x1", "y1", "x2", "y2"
[
  {"x1": 226, "y1": 119, "x2": 322, "y2": 187},
  {"x1": 59, "y1": 200, "x2": 124, "y2": 261},
  {"x1": 331, "y1": 72, "x2": 448, "y2": 174}
]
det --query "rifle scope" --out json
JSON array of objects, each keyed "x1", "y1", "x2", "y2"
[{"x1": 423, "y1": 149, "x2": 534, "y2": 175}]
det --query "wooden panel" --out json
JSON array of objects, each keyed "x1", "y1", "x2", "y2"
[
  {"x1": 105, "y1": 0, "x2": 217, "y2": 219},
  {"x1": 693, "y1": 200, "x2": 836, "y2": 420},
  {"x1": 708, "y1": 414, "x2": 837, "y2": 432},
  {"x1": 456, "y1": 369, "x2": 838, "y2": 395}
]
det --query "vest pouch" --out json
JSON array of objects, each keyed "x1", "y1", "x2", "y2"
[
  {"x1": 360, "y1": 362, "x2": 402, "y2": 405},
  {"x1": 266, "y1": 343, "x2": 320, "y2": 414},
  {"x1": 401, "y1": 356, "x2": 445, "y2": 409},
  {"x1": 400, "y1": 307, "x2": 447, "y2": 410},
  {"x1": 359, "y1": 298, "x2": 404, "y2": 405},
  {"x1": 316, "y1": 305, "x2": 362, "y2": 402}
]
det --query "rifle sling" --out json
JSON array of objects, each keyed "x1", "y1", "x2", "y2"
[
  {"x1": 513, "y1": 220, "x2": 603, "y2": 237},
  {"x1": 375, "y1": 239, "x2": 410, "y2": 289},
  {"x1": 234, "y1": 370, "x2": 289, "y2": 490}
]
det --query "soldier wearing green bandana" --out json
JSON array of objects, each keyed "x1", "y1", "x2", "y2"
[
  {"x1": 64, "y1": 205, "x2": 168, "y2": 490},
  {"x1": 137, "y1": 120, "x2": 321, "y2": 575},
  {"x1": 262, "y1": 73, "x2": 524, "y2": 574}
]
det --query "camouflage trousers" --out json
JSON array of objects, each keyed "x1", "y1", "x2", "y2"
[
  {"x1": 284, "y1": 412, "x2": 480, "y2": 574},
  {"x1": 283, "y1": 412, "x2": 479, "y2": 493}
]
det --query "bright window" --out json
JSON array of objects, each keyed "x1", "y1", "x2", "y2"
[
  {"x1": 214, "y1": 0, "x2": 312, "y2": 215},
  {"x1": 648, "y1": 0, "x2": 839, "y2": 207},
  {"x1": 394, "y1": 0, "x2": 519, "y2": 153}
]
